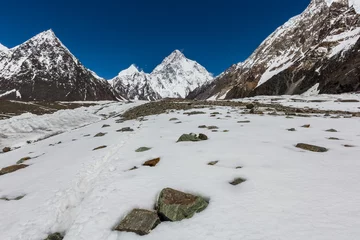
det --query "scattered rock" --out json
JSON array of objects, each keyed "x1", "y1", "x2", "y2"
[
  {"x1": 115, "y1": 119, "x2": 125, "y2": 124},
  {"x1": 83, "y1": 134, "x2": 91, "y2": 137},
  {"x1": 143, "y1": 157, "x2": 160, "y2": 167},
  {"x1": 295, "y1": 143, "x2": 328, "y2": 152},
  {"x1": 175, "y1": 121, "x2": 182, "y2": 124},
  {"x1": 93, "y1": 145, "x2": 107, "y2": 151},
  {"x1": 184, "y1": 111, "x2": 206, "y2": 116},
  {"x1": 44, "y1": 232, "x2": 64, "y2": 240},
  {"x1": 225, "y1": 115, "x2": 232, "y2": 118},
  {"x1": 235, "y1": 166, "x2": 243, "y2": 169},
  {"x1": 287, "y1": 128, "x2": 296, "y2": 132},
  {"x1": 328, "y1": 137, "x2": 340, "y2": 140},
  {"x1": 114, "y1": 209, "x2": 161, "y2": 236},
  {"x1": 286, "y1": 116, "x2": 294, "y2": 119},
  {"x1": 102, "y1": 124, "x2": 110, "y2": 128},
  {"x1": 208, "y1": 161, "x2": 218, "y2": 166},
  {"x1": 336, "y1": 99, "x2": 359, "y2": 103},
  {"x1": 324, "y1": 113, "x2": 331, "y2": 117},
  {"x1": 117, "y1": 127, "x2": 134, "y2": 132},
  {"x1": 2, "y1": 147, "x2": 11, "y2": 153},
  {"x1": 49, "y1": 141, "x2": 62, "y2": 147},
  {"x1": 198, "y1": 133, "x2": 208, "y2": 140},
  {"x1": 207, "y1": 126, "x2": 219, "y2": 130},
  {"x1": 301, "y1": 124, "x2": 310, "y2": 128},
  {"x1": 0, "y1": 164, "x2": 29, "y2": 176},
  {"x1": 210, "y1": 114, "x2": 216, "y2": 117},
  {"x1": 16, "y1": 157, "x2": 31, "y2": 164},
  {"x1": 129, "y1": 166, "x2": 138, "y2": 171},
  {"x1": 238, "y1": 120, "x2": 250, "y2": 123},
  {"x1": 136, "y1": 147, "x2": 151, "y2": 152},
  {"x1": 343, "y1": 144, "x2": 355, "y2": 148},
  {"x1": 94, "y1": 132, "x2": 107, "y2": 137},
  {"x1": 0, "y1": 195, "x2": 25, "y2": 201},
  {"x1": 246, "y1": 103, "x2": 255, "y2": 109},
  {"x1": 157, "y1": 188, "x2": 208, "y2": 222},
  {"x1": 212, "y1": 130, "x2": 218, "y2": 132},
  {"x1": 211, "y1": 112, "x2": 220, "y2": 115},
  {"x1": 326, "y1": 129, "x2": 338, "y2": 132},
  {"x1": 223, "y1": 130, "x2": 229, "y2": 132},
  {"x1": 198, "y1": 125, "x2": 207, "y2": 128},
  {"x1": 169, "y1": 118, "x2": 178, "y2": 121},
  {"x1": 230, "y1": 177, "x2": 246, "y2": 185}
]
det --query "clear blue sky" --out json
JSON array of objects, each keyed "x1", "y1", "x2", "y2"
[{"x1": 0, "y1": 0, "x2": 310, "y2": 79}]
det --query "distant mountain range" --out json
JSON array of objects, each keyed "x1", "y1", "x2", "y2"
[{"x1": 1, "y1": 0, "x2": 359, "y2": 101}]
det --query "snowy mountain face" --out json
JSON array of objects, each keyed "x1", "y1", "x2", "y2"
[
  {"x1": 111, "y1": 50, "x2": 213, "y2": 100},
  {"x1": 188, "y1": 0, "x2": 360, "y2": 100},
  {"x1": 109, "y1": 65, "x2": 161, "y2": 101},
  {"x1": 149, "y1": 50, "x2": 213, "y2": 98},
  {"x1": 0, "y1": 30, "x2": 119, "y2": 101}
]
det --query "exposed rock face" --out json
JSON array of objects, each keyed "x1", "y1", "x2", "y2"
[
  {"x1": 157, "y1": 188, "x2": 208, "y2": 221},
  {"x1": 0, "y1": 30, "x2": 120, "y2": 101},
  {"x1": 109, "y1": 64, "x2": 161, "y2": 101},
  {"x1": 188, "y1": 0, "x2": 360, "y2": 100},
  {"x1": 114, "y1": 209, "x2": 161, "y2": 236}
]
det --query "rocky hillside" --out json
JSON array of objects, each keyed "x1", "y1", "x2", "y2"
[
  {"x1": 111, "y1": 50, "x2": 213, "y2": 100},
  {"x1": 0, "y1": 30, "x2": 120, "y2": 101},
  {"x1": 188, "y1": 0, "x2": 360, "y2": 100},
  {"x1": 109, "y1": 64, "x2": 161, "y2": 101}
]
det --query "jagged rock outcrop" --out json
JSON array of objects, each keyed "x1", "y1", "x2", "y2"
[
  {"x1": 188, "y1": 0, "x2": 360, "y2": 100},
  {"x1": 0, "y1": 30, "x2": 120, "y2": 101}
]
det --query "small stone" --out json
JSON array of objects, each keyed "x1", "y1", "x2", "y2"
[
  {"x1": 114, "y1": 209, "x2": 160, "y2": 236},
  {"x1": 129, "y1": 166, "x2": 138, "y2": 171},
  {"x1": 287, "y1": 128, "x2": 296, "y2": 132},
  {"x1": 16, "y1": 157, "x2": 31, "y2": 164},
  {"x1": 0, "y1": 164, "x2": 29, "y2": 176},
  {"x1": 94, "y1": 132, "x2": 107, "y2": 137},
  {"x1": 328, "y1": 137, "x2": 340, "y2": 140},
  {"x1": 175, "y1": 121, "x2": 182, "y2": 124},
  {"x1": 117, "y1": 127, "x2": 134, "y2": 132},
  {"x1": 198, "y1": 133, "x2": 208, "y2": 140},
  {"x1": 84, "y1": 134, "x2": 91, "y2": 137},
  {"x1": 44, "y1": 233, "x2": 64, "y2": 240},
  {"x1": 135, "y1": 147, "x2": 151, "y2": 152},
  {"x1": 226, "y1": 115, "x2": 231, "y2": 118},
  {"x1": 184, "y1": 111, "x2": 206, "y2": 116},
  {"x1": 230, "y1": 177, "x2": 246, "y2": 185},
  {"x1": 238, "y1": 120, "x2": 251, "y2": 123},
  {"x1": 207, "y1": 126, "x2": 219, "y2": 130},
  {"x1": 211, "y1": 112, "x2": 220, "y2": 115},
  {"x1": 295, "y1": 143, "x2": 328, "y2": 152},
  {"x1": 246, "y1": 103, "x2": 255, "y2": 109},
  {"x1": 343, "y1": 144, "x2": 355, "y2": 148},
  {"x1": 102, "y1": 124, "x2": 110, "y2": 128},
  {"x1": 301, "y1": 124, "x2": 310, "y2": 128},
  {"x1": 223, "y1": 130, "x2": 229, "y2": 132},
  {"x1": 324, "y1": 113, "x2": 331, "y2": 117},
  {"x1": 2, "y1": 147, "x2": 11, "y2": 153},
  {"x1": 143, "y1": 157, "x2": 160, "y2": 167},
  {"x1": 177, "y1": 134, "x2": 201, "y2": 142},
  {"x1": 0, "y1": 195, "x2": 25, "y2": 201},
  {"x1": 157, "y1": 188, "x2": 208, "y2": 222},
  {"x1": 93, "y1": 145, "x2": 107, "y2": 151},
  {"x1": 198, "y1": 125, "x2": 207, "y2": 128},
  {"x1": 326, "y1": 129, "x2": 338, "y2": 132},
  {"x1": 286, "y1": 116, "x2": 294, "y2": 119},
  {"x1": 212, "y1": 130, "x2": 218, "y2": 132},
  {"x1": 208, "y1": 161, "x2": 219, "y2": 166},
  {"x1": 235, "y1": 166, "x2": 243, "y2": 169},
  {"x1": 169, "y1": 118, "x2": 178, "y2": 121}
]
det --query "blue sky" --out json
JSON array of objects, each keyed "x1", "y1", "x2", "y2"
[{"x1": 0, "y1": 0, "x2": 310, "y2": 79}]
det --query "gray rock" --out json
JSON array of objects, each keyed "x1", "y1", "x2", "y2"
[
  {"x1": 117, "y1": 127, "x2": 134, "y2": 132},
  {"x1": 93, "y1": 145, "x2": 107, "y2": 151},
  {"x1": 114, "y1": 209, "x2": 161, "y2": 236},
  {"x1": 44, "y1": 233, "x2": 64, "y2": 240},
  {"x1": 157, "y1": 188, "x2": 208, "y2": 222},
  {"x1": 135, "y1": 147, "x2": 151, "y2": 152},
  {"x1": 2, "y1": 147, "x2": 11, "y2": 153},
  {"x1": 198, "y1": 133, "x2": 208, "y2": 140},
  {"x1": 326, "y1": 128, "x2": 338, "y2": 132},
  {"x1": 230, "y1": 177, "x2": 246, "y2": 185},
  {"x1": 102, "y1": 124, "x2": 110, "y2": 128},
  {"x1": 177, "y1": 133, "x2": 201, "y2": 142},
  {"x1": 94, "y1": 132, "x2": 107, "y2": 137},
  {"x1": 208, "y1": 161, "x2": 219, "y2": 166},
  {"x1": 296, "y1": 143, "x2": 328, "y2": 152}
]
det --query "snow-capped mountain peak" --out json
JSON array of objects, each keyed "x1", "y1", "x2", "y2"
[{"x1": 117, "y1": 64, "x2": 140, "y2": 77}]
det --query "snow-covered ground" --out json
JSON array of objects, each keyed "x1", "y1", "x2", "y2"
[
  {"x1": 232, "y1": 93, "x2": 360, "y2": 112},
  {"x1": 0, "y1": 101, "x2": 144, "y2": 149},
  {"x1": 0, "y1": 96, "x2": 359, "y2": 240}
]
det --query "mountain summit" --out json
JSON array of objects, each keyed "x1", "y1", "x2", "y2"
[
  {"x1": 0, "y1": 30, "x2": 119, "y2": 101},
  {"x1": 188, "y1": 0, "x2": 360, "y2": 100},
  {"x1": 110, "y1": 50, "x2": 213, "y2": 100}
]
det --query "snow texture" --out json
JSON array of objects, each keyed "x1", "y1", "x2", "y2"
[{"x1": 0, "y1": 95, "x2": 359, "y2": 240}]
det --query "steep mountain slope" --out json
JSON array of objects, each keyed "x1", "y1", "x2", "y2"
[
  {"x1": 188, "y1": 0, "x2": 360, "y2": 100},
  {"x1": 0, "y1": 30, "x2": 119, "y2": 101},
  {"x1": 149, "y1": 50, "x2": 213, "y2": 98},
  {"x1": 109, "y1": 64, "x2": 161, "y2": 101}
]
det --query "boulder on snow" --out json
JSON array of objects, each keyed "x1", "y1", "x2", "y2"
[
  {"x1": 207, "y1": 126, "x2": 218, "y2": 130},
  {"x1": 301, "y1": 124, "x2": 310, "y2": 128},
  {"x1": 102, "y1": 124, "x2": 110, "y2": 128},
  {"x1": 136, "y1": 147, "x2": 151, "y2": 152},
  {"x1": 296, "y1": 143, "x2": 328, "y2": 152},
  {"x1": 0, "y1": 164, "x2": 29, "y2": 176},
  {"x1": 16, "y1": 157, "x2": 31, "y2": 164},
  {"x1": 114, "y1": 209, "x2": 161, "y2": 236},
  {"x1": 93, "y1": 145, "x2": 107, "y2": 151},
  {"x1": 230, "y1": 177, "x2": 247, "y2": 186},
  {"x1": 246, "y1": 103, "x2": 255, "y2": 109},
  {"x1": 94, "y1": 132, "x2": 107, "y2": 137},
  {"x1": 117, "y1": 127, "x2": 134, "y2": 132},
  {"x1": 157, "y1": 188, "x2": 208, "y2": 222},
  {"x1": 198, "y1": 125, "x2": 207, "y2": 128},
  {"x1": 44, "y1": 232, "x2": 64, "y2": 240},
  {"x1": 0, "y1": 195, "x2": 25, "y2": 201},
  {"x1": 2, "y1": 147, "x2": 11, "y2": 153},
  {"x1": 143, "y1": 157, "x2": 160, "y2": 167},
  {"x1": 177, "y1": 133, "x2": 208, "y2": 142},
  {"x1": 198, "y1": 133, "x2": 208, "y2": 140},
  {"x1": 326, "y1": 128, "x2": 338, "y2": 132},
  {"x1": 169, "y1": 118, "x2": 178, "y2": 121},
  {"x1": 208, "y1": 160, "x2": 219, "y2": 166}
]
